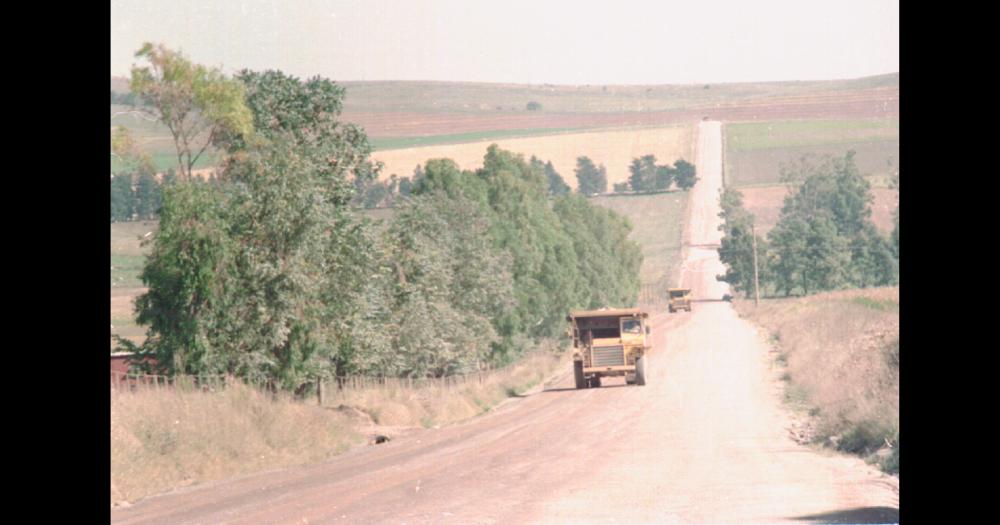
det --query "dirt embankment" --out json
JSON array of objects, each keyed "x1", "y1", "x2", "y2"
[{"x1": 733, "y1": 287, "x2": 899, "y2": 474}]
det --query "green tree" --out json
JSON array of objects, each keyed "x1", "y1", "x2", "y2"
[
  {"x1": 766, "y1": 151, "x2": 897, "y2": 295},
  {"x1": 554, "y1": 194, "x2": 642, "y2": 309},
  {"x1": 628, "y1": 155, "x2": 658, "y2": 192},
  {"x1": 129, "y1": 43, "x2": 253, "y2": 180},
  {"x1": 716, "y1": 188, "x2": 768, "y2": 297},
  {"x1": 110, "y1": 174, "x2": 135, "y2": 222},
  {"x1": 134, "y1": 169, "x2": 162, "y2": 220},
  {"x1": 673, "y1": 159, "x2": 698, "y2": 190},
  {"x1": 413, "y1": 146, "x2": 589, "y2": 362},
  {"x1": 129, "y1": 68, "x2": 384, "y2": 391},
  {"x1": 398, "y1": 176, "x2": 413, "y2": 197},
  {"x1": 575, "y1": 156, "x2": 607, "y2": 195},
  {"x1": 531, "y1": 157, "x2": 570, "y2": 197},
  {"x1": 654, "y1": 164, "x2": 674, "y2": 191},
  {"x1": 613, "y1": 181, "x2": 630, "y2": 193},
  {"x1": 130, "y1": 180, "x2": 235, "y2": 373},
  {"x1": 387, "y1": 192, "x2": 515, "y2": 376}
]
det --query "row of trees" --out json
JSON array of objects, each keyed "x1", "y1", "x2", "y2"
[
  {"x1": 621, "y1": 155, "x2": 697, "y2": 193},
  {"x1": 717, "y1": 151, "x2": 898, "y2": 297},
  {"x1": 117, "y1": 44, "x2": 643, "y2": 393},
  {"x1": 544, "y1": 154, "x2": 696, "y2": 198},
  {"x1": 111, "y1": 90, "x2": 141, "y2": 106},
  {"x1": 110, "y1": 168, "x2": 175, "y2": 222},
  {"x1": 353, "y1": 152, "x2": 695, "y2": 209}
]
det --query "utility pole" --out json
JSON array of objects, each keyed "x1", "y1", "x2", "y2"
[{"x1": 751, "y1": 222, "x2": 760, "y2": 307}]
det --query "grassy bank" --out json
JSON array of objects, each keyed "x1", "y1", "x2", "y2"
[
  {"x1": 591, "y1": 190, "x2": 688, "y2": 293},
  {"x1": 111, "y1": 347, "x2": 566, "y2": 506},
  {"x1": 733, "y1": 287, "x2": 899, "y2": 475}
]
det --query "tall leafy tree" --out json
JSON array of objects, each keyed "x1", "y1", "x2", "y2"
[
  {"x1": 716, "y1": 188, "x2": 768, "y2": 297},
  {"x1": 553, "y1": 193, "x2": 642, "y2": 309},
  {"x1": 110, "y1": 174, "x2": 135, "y2": 222},
  {"x1": 129, "y1": 67, "x2": 383, "y2": 391},
  {"x1": 531, "y1": 157, "x2": 570, "y2": 197},
  {"x1": 766, "y1": 151, "x2": 897, "y2": 295},
  {"x1": 654, "y1": 164, "x2": 674, "y2": 190},
  {"x1": 386, "y1": 192, "x2": 515, "y2": 376},
  {"x1": 134, "y1": 169, "x2": 162, "y2": 220},
  {"x1": 628, "y1": 155, "x2": 659, "y2": 192},
  {"x1": 673, "y1": 159, "x2": 698, "y2": 190},
  {"x1": 575, "y1": 156, "x2": 607, "y2": 195},
  {"x1": 129, "y1": 43, "x2": 253, "y2": 180},
  {"x1": 131, "y1": 180, "x2": 235, "y2": 373}
]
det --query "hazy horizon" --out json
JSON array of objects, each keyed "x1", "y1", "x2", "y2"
[{"x1": 111, "y1": 0, "x2": 898, "y2": 86}]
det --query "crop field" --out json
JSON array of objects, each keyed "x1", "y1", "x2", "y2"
[
  {"x1": 111, "y1": 75, "x2": 897, "y2": 175},
  {"x1": 343, "y1": 87, "x2": 897, "y2": 141},
  {"x1": 372, "y1": 125, "x2": 695, "y2": 190},
  {"x1": 724, "y1": 118, "x2": 899, "y2": 187},
  {"x1": 339, "y1": 74, "x2": 898, "y2": 114},
  {"x1": 739, "y1": 185, "x2": 897, "y2": 237}
]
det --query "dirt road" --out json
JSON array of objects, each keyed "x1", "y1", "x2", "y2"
[{"x1": 111, "y1": 121, "x2": 898, "y2": 525}]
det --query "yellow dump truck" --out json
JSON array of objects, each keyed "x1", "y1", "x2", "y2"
[
  {"x1": 668, "y1": 288, "x2": 692, "y2": 313},
  {"x1": 566, "y1": 308, "x2": 651, "y2": 388}
]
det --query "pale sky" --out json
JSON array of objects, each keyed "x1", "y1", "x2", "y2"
[{"x1": 111, "y1": 0, "x2": 898, "y2": 85}]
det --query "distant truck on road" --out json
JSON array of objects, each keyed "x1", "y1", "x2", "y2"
[
  {"x1": 566, "y1": 308, "x2": 651, "y2": 388},
  {"x1": 668, "y1": 288, "x2": 692, "y2": 313}
]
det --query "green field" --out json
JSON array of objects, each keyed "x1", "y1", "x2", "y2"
[
  {"x1": 725, "y1": 118, "x2": 899, "y2": 188},
  {"x1": 371, "y1": 127, "x2": 585, "y2": 151},
  {"x1": 726, "y1": 118, "x2": 898, "y2": 152}
]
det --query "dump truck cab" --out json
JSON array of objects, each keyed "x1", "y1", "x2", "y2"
[
  {"x1": 668, "y1": 288, "x2": 692, "y2": 313},
  {"x1": 566, "y1": 308, "x2": 651, "y2": 388}
]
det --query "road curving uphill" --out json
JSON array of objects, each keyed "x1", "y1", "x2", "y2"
[{"x1": 112, "y1": 121, "x2": 898, "y2": 525}]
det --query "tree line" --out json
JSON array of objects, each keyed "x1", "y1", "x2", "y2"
[
  {"x1": 354, "y1": 153, "x2": 697, "y2": 208},
  {"x1": 717, "y1": 151, "x2": 898, "y2": 297},
  {"x1": 115, "y1": 44, "x2": 644, "y2": 393},
  {"x1": 110, "y1": 168, "x2": 175, "y2": 222}
]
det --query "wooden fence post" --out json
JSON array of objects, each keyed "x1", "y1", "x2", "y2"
[{"x1": 317, "y1": 377, "x2": 324, "y2": 407}]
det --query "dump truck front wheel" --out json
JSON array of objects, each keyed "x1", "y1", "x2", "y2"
[
  {"x1": 635, "y1": 357, "x2": 647, "y2": 386},
  {"x1": 574, "y1": 361, "x2": 586, "y2": 389}
]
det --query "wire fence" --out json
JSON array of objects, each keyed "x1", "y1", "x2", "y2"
[
  {"x1": 110, "y1": 357, "x2": 527, "y2": 402},
  {"x1": 638, "y1": 276, "x2": 675, "y2": 307}
]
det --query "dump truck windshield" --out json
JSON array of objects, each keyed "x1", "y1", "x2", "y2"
[
  {"x1": 621, "y1": 319, "x2": 642, "y2": 334},
  {"x1": 670, "y1": 290, "x2": 686, "y2": 298}
]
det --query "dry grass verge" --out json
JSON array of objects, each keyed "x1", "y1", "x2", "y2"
[
  {"x1": 734, "y1": 287, "x2": 898, "y2": 475},
  {"x1": 111, "y1": 345, "x2": 567, "y2": 506},
  {"x1": 328, "y1": 349, "x2": 568, "y2": 429},
  {"x1": 111, "y1": 381, "x2": 364, "y2": 506}
]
